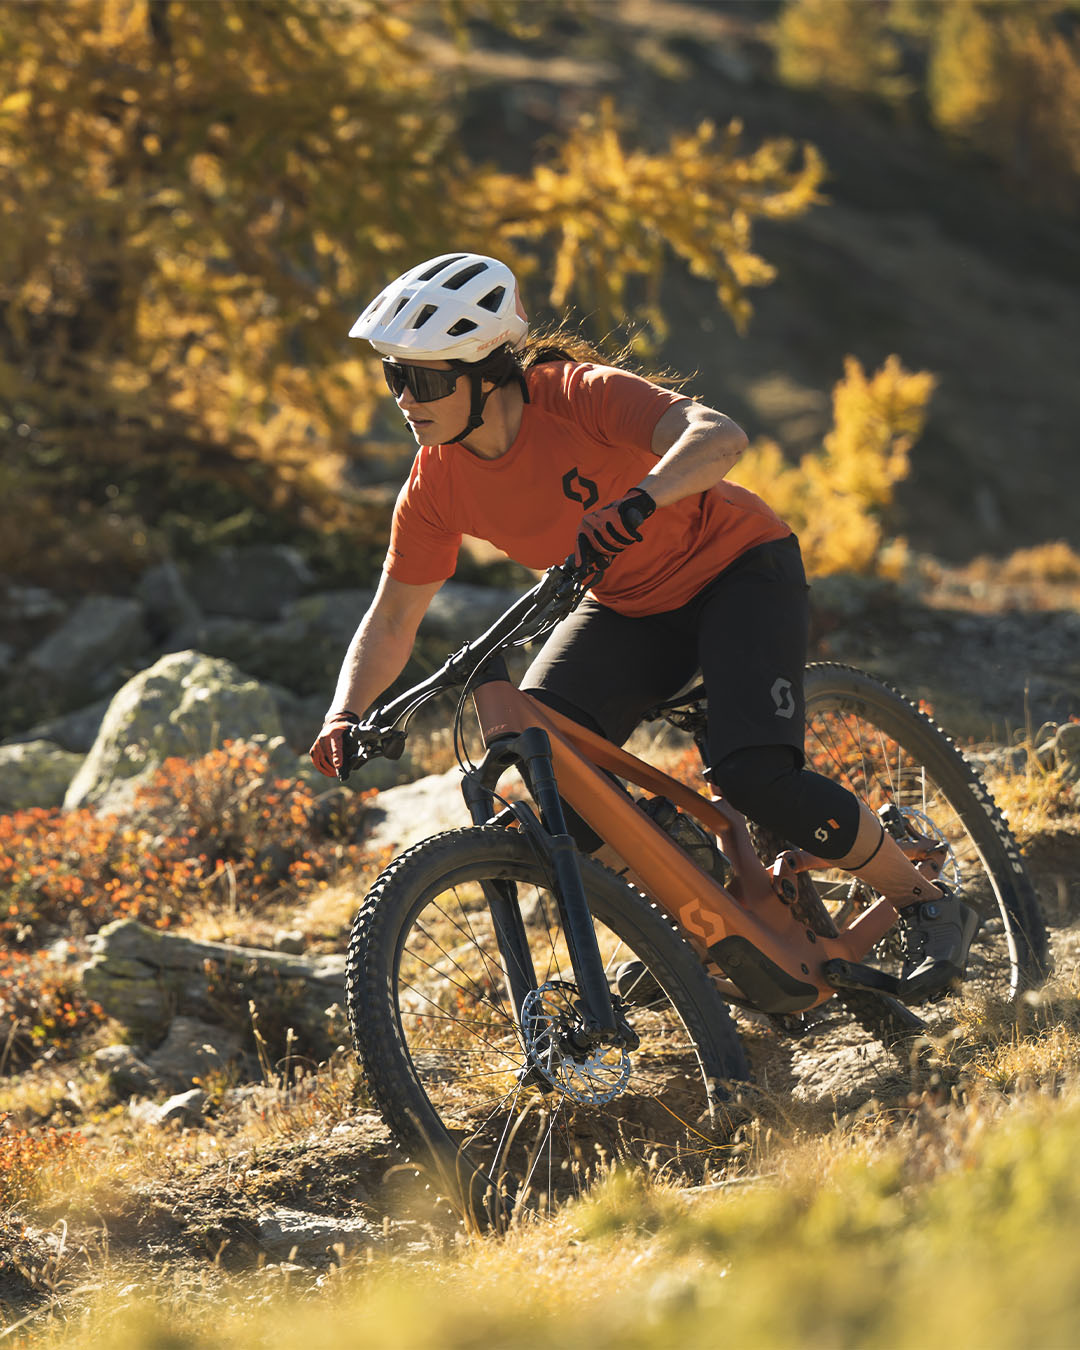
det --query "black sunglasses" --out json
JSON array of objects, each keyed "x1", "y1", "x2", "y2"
[{"x1": 382, "y1": 359, "x2": 462, "y2": 403}]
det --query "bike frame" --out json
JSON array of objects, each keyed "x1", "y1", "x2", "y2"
[{"x1": 471, "y1": 676, "x2": 902, "y2": 1017}]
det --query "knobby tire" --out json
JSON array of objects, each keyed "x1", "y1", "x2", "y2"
[
  {"x1": 345, "y1": 826, "x2": 749, "y2": 1225},
  {"x1": 801, "y1": 662, "x2": 1049, "y2": 997}
]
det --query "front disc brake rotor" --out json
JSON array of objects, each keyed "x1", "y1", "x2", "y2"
[{"x1": 520, "y1": 981, "x2": 631, "y2": 1105}]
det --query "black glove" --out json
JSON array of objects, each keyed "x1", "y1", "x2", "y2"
[{"x1": 572, "y1": 487, "x2": 656, "y2": 569}]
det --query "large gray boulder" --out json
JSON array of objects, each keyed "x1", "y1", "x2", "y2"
[
  {"x1": 186, "y1": 545, "x2": 313, "y2": 621},
  {"x1": 82, "y1": 919, "x2": 346, "y2": 1057},
  {"x1": 23, "y1": 595, "x2": 150, "y2": 691},
  {"x1": 360, "y1": 766, "x2": 470, "y2": 856},
  {"x1": 136, "y1": 560, "x2": 203, "y2": 642},
  {"x1": 420, "y1": 582, "x2": 524, "y2": 640},
  {"x1": 64, "y1": 650, "x2": 283, "y2": 811},
  {"x1": 0, "y1": 739, "x2": 85, "y2": 811}
]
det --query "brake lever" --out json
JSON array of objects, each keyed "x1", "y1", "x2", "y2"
[{"x1": 338, "y1": 725, "x2": 407, "y2": 781}]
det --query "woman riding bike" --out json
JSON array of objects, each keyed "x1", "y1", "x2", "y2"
[{"x1": 311, "y1": 251, "x2": 975, "y2": 1003}]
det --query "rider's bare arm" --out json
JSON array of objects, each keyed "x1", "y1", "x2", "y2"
[
  {"x1": 637, "y1": 401, "x2": 749, "y2": 509},
  {"x1": 326, "y1": 572, "x2": 444, "y2": 718}
]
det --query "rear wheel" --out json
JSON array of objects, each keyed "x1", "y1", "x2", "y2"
[
  {"x1": 801, "y1": 663, "x2": 1049, "y2": 1003},
  {"x1": 346, "y1": 827, "x2": 749, "y2": 1224}
]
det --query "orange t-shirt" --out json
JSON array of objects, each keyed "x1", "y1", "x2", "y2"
[{"x1": 385, "y1": 361, "x2": 790, "y2": 617}]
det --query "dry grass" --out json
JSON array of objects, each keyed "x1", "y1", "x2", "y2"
[
  {"x1": 3, "y1": 667, "x2": 1079, "y2": 1346},
  {"x1": 979, "y1": 735, "x2": 1079, "y2": 844}
]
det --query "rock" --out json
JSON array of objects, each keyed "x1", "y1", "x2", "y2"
[
  {"x1": 265, "y1": 685, "x2": 328, "y2": 755},
  {"x1": 420, "y1": 582, "x2": 524, "y2": 641},
  {"x1": 143, "y1": 1016, "x2": 245, "y2": 1089},
  {"x1": 273, "y1": 930, "x2": 307, "y2": 955},
  {"x1": 82, "y1": 919, "x2": 346, "y2": 1056},
  {"x1": 0, "y1": 739, "x2": 85, "y2": 810},
  {"x1": 155, "y1": 1088, "x2": 209, "y2": 1126},
  {"x1": 256, "y1": 1206, "x2": 383, "y2": 1262},
  {"x1": 1035, "y1": 721, "x2": 1080, "y2": 781},
  {"x1": 186, "y1": 546, "x2": 314, "y2": 622},
  {"x1": 13, "y1": 696, "x2": 112, "y2": 754},
  {"x1": 360, "y1": 767, "x2": 470, "y2": 856},
  {"x1": 0, "y1": 641, "x2": 14, "y2": 675},
  {"x1": 965, "y1": 745, "x2": 1028, "y2": 778},
  {"x1": 136, "y1": 560, "x2": 203, "y2": 642},
  {"x1": 93, "y1": 1044, "x2": 163, "y2": 1096},
  {"x1": 809, "y1": 573, "x2": 892, "y2": 621},
  {"x1": 1, "y1": 583, "x2": 67, "y2": 623},
  {"x1": 23, "y1": 595, "x2": 151, "y2": 691},
  {"x1": 277, "y1": 590, "x2": 375, "y2": 645},
  {"x1": 63, "y1": 650, "x2": 283, "y2": 811}
]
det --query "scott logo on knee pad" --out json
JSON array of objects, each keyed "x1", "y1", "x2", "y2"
[{"x1": 771, "y1": 677, "x2": 795, "y2": 718}]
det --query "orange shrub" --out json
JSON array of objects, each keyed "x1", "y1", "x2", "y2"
[
  {"x1": 0, "y1": 948, "x2": 103, "y2": 1071},
  {"x1": 0, "y1": 1120, "x2": 84, "y2": 1206},
  {"x1": 0, "y1": 741, "x2": 377, "y2": 941}
]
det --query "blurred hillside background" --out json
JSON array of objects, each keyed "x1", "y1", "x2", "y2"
[
  {"x1": 3, "y1": 0, "x2": 1078, "y2": 587},
  {"x1": 2, "y1": 0, "x2": 1080, "y2": 749}
]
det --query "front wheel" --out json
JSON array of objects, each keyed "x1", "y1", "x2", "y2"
[
  {"x1": 803, "y1": 663, "x2": 1049, "y2": 1002},
  {"x1": 345, "y1": 827, "x2": 749, "y2": 1223}
]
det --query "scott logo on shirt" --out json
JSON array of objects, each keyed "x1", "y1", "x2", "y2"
[{"x1": 562, "y1": 468, "x2": 599, "y2": 509}]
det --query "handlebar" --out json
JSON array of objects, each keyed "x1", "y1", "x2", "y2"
[{"x1": 339, "y1": 553, "x2": 604, "y2": 778}]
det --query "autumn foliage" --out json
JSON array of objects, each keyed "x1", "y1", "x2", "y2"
[
  {"x1": 0, "y1": 0, "x2": 823, "y2": 589},
  {"x1": 0, "y1": 949, "x2": 102, "y2": 1072},
  {"x1": 0, "y1": 741, "x2": 374, "y2": 944},
  {"x1": 775, "y1": 0, "x2": 1080, "y2": 213},
  {"x1": 732, "y1": 354, "x2": 936, "y2": 575},
  {"x1": 0, "y1": 1121, "x2": 84, "y2": 1206}
]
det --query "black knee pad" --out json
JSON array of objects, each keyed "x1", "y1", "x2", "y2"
[
  {"x1": 710, "y1": 745, "x2": 860, "y2": 859},
  {"x1": 710, "y1": 745, "x2": 802, "y2": 820}
]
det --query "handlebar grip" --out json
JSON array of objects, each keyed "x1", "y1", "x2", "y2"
[
  {"x1": 621, "y1": 489, "x2": 657, "y2": 534},
  {"x1": 338, "y1": 724, "x2": 407, "y2": 780},
  {"x1": 621, "y1": 502, "x2": 648, "y2": 532}
]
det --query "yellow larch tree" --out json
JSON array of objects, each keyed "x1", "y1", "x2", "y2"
[{"x1": 731, "y1": 356, "x2": 937, "y2": 577}]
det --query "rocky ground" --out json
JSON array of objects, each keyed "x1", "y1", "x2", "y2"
[{"x1": 1, "y1": 555, "x2": 1078, "y2": 1324}]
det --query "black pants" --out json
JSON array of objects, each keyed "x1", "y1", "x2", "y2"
[{"x1": 521, "y1": 535, "x2": 861, "y2": 860}]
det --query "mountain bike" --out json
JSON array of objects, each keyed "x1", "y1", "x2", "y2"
[{"x1": 340, "y1": 559, "x2": 1048, "y2": 1223}]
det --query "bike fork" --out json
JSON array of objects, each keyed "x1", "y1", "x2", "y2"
[{"x1": 463, "y1": 728, "x2": 622, "y2": 1047}]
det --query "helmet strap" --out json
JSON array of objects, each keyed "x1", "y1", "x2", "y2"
[
  {"x1": 447, "y1": 368, "x2": 490, "y2": 446},
  {"x1": 447, "y1": 358, "x2": 529, "y2": 446}
]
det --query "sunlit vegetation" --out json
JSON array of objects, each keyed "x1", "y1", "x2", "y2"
[
  {"x1": 8, "y1": 1077, "x2": 1080, "y2": 1346},
  {"x1": 0, "y1": 1123, "x2": 85, "y2": 1209},
  {"x1": 0, "y1": 742, "x2": 374, "y2": 945},
  {"x1": 0, "y1": 950, "x2": 102, "y2": 1073},
  {"x1": 775, "y1": 0, "x2": 1080, "y2": 213},
  {"x1": 732, "y1": 354, "x2": 935, "y2": 575},
  {"x1": 0, "y1": 0, "x2": 823, "y2": 590},
  {"x1": 0, "y1": 742, "x2": 380, "y2": 1072}
]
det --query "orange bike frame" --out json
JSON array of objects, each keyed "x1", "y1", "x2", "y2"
[{"x1": 473, "y1": 680, "x2": 901, "y2": 1011}]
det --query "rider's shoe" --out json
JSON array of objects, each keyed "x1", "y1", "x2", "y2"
[
  {"x1": 614, "y1": 960, "x2": 665, "y2": 1009},
  {"x1": 898, "y1": 885, "x2": 979, "y2": 1003}
]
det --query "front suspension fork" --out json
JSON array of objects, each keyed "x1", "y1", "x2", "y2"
[{"x1": 462, "y1": 728, "x2": 622, "y2": 1048}]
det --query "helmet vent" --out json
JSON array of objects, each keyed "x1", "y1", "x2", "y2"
[
  {"x1": 476, "y1": 286, "x2": 505, "y2": 313},
  {"x1": 390, "y1": 295, "x2": 410, "y2": 318},
  {"x1": 443, "y1": 261, "x2": 487, "y2": 290},
  {"x1": 418, "y1": 255, "x2": 464, "y2": 281},
  {"x1": 411, "y1": 303, "x2": 437, "y2": 329},
  {"x1": 447, "y1": 317, "x2": 478, "y2": 336}
]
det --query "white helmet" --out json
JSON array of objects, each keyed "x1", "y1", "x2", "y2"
[{"x1": 349, "y1": 253, "x2": 528, "y2": 363}]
